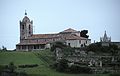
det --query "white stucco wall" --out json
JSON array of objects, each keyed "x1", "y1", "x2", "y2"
[
  {"x1": 66, "y1": 39, "x2": 91, "y2": 48},
  {"x1": 45, "y1": 43, "x2": 51, "y2": 49},
  {"x1": 86, "y1": 39, "x2": 91, "y2": 46},
  {"x1": 66, "y1": 40, "x2": 80, "y2": 47},
  {"x1": 81, "y1": 39, "x2": 91, "y2": 47}
]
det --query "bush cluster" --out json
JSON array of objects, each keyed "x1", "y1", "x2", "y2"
[
  {"x1": 68, "y1": 64, "x2": 93, "y2": 74},
  {"x1": 0, "y1": 62, "x2": 28, "y2": 76},
  {"x1": 53, "y1": 59, "x2": 93, "y2": 74},
  {"x1": 18, "y1": 64, "x2": 38, "y2": 68},
  {"x1": 109, "y1": 73, "x2": 120, "y2": 76}
]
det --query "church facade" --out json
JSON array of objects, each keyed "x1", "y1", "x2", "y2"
[
  {"x1": 100, "y1": 31, "x2": 120, "y2": 48},
  {"x1": 100, "y1": 31, "x2": 111, "y2": 43},
  {"x1": 16, "y1": 12, "x2": 91, "y2": 51}
]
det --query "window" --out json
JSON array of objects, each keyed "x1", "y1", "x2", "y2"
[
  {"x1": 79, "y1": 40, "x2": 81, "y2": 44},
  {"x1": 29, "y1": 25, "x2": 31, "y2": 30},
  {"x1": 22, "y1": 45, "x2": 26, "y2": 49},
  {"x1": 84, "y1": 43, "x2": 86, "y2": 47},
  {"x1": 25, "y1": 20, "x2": 27, "y2": 22},
  {"x1": 34, "y1": 45, "x2": 40, "y2": 49},
  {"x1": 68, "y1": 43, "x2": 70, "y2": 46},
  {"x1": 41, "y1": 45, "x2": 45, "y2": 49},
  {"x1": 22, "y1": 25, "x2": 24, "y2": 29},
  {"x1": 29, "y1": 31, "x2": 31, "y2": 34},
  {"x1": 81, "y1": 44, "x2": 83, "y2": 47},
  {"x1": 34, "y1": 45, "x2": 36, "y2": 49}
]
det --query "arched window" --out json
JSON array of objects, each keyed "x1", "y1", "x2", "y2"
[
  {"x1": 29, "y1": 25, "x2": 31, "y2": 30},
  {"x1": 29, "y1": 31, "x2": 31, "y2": 34},
  {"x1": 22, "y1": 25, "x2": 24, "y2": 29},
  {"x1": 68, "y1": 43, "x2": 70, "y2": 46}
]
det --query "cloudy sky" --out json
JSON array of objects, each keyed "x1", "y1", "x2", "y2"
[{"x1": 0, "y1": 0, "x2": 120, "y2": 50}]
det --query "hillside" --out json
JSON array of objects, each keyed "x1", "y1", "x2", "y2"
[{"x1": 0, "y1": 50, "x2": 108, "y2": 76}]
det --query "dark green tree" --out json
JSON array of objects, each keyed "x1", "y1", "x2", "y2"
[
  {"x1": 50, "y1": 41, "x2": 66, "y2": 52},
  {"x1": 2, "y1": 46, "x2": 7, "y2": 51},
  {"x1": 109, "y1": 44, "x2": 119, "y2": 62},
  {"x1": 56, "y1": 58, "x2": 68, "y2": 72},
  {"x1": 80, "y1": 30, "x2": 89, "y2": 38},
  {"x1": 86, "y1": 42, "x2": 102, "y2": 53},
  {"x1": 8, "y1": 62, "x2": 16, "y2": 73}
]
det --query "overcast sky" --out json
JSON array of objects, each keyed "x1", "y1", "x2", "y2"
[{"x1": 0, "y1": 0, "x2": 120, "y2": 50}]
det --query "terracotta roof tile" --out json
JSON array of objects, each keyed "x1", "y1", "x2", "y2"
[
  {"x1": 28, "y1": 33, "x2": 88, "y2": 40},
  {"x1": 62, "y1": 34, "x2": 88, "y2": 40},
  {"x1": 28, "y1": 34, "x2": 60, "y2": 39},
  {"x1": 17, "y1": 28, "x2": 90, "y2": 45},
  {"x1": 61, "y1": 28, "x2": 77, "y2": 33},
  {"x1": 16, "y1": 41, "x2": 48, "y2": 45}
]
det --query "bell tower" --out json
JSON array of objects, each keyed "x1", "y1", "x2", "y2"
[
  {"x1": 20, "y1": 11, "x2": 33, "y2": 40},
  {"x1": 100, "y1": 31, "x2": 111, "y2": 42}
]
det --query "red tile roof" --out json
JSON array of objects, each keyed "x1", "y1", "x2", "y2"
[
  {"x1": 61, "y1": 34, "x2": 88, "y2": 40},
  {"x1": 28, "y1": 34, "x2": 60, "y2": 39},
  {"x1": 17, "y1": 28, "x2": 90, "y2": 45},
  {"x1": 16, "y1": 41, "x2": 48, "y2": 45},
  {"x1": 61, "y1": 28, "x2": 77, "y2": 33}
]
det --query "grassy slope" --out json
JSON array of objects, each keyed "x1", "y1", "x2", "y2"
[{"x1": 0, "y1": 50, "x2": 108, "y2": 76}]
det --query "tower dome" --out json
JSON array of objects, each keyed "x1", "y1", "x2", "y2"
[
  {"x1": 22, "y1": 10, "x2": 30, "y2": 22},
  {"x1": 22, "y1": 16, "x2": 30, "y2": 22}
]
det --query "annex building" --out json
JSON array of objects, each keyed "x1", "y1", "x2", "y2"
[{"x1": 16, "y1": 12, "x2": 91, "y2": 51}]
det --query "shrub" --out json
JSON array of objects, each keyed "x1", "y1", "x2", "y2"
[
  {"x1": 49, "y1": 62, "x2": 58, "y2": 69},
  {"x1": 109, "y1": 73, "x2": 120, "y2": 76},
  {"x1": 8, "y1": 62, "x2": 16, "y2": 73},
  {"x1": 0, "y1": 65, "x2": 4, "y2": 75},
  {"x1": 69, "y1": 64, "x2": 93, "y2": 74},
  {"x1": 18, "y1": 64, "x2": 38, "y2": 68},
  {"x1": 56, "y1": 59, "x2": 68, "y2": 72},
  {"x1": 53, "y1": 59, "x2": 93, "y2": 74},
  {"x1": 18, "y1": 71, "x2": 28, "y2": 76}
]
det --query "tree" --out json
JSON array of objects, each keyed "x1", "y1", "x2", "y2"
[
  {"x1": 0, "y1": 62, "x2": 17, "y2": 76},
  {"x1": 8, "y1": 62, "x2": 16, "y2": 73},
  {"x1": 86, "y1": 42, "x2": 101, "y2": 53},
  {"x1": 50, "y1": 41, "x2": 66, "y2": 52},
  {"x1": 50, "y1": 41, "x2": 67, "y2": 58},
  {"x1": 109, "y1": 44, "x2": 119, "y2": 62},
  {"x1": 18, "y1": 70, "x2": 28, "y2": 76},
  {"x1": 50, "y1": 41, "x2": 74, "y2": 58},
  {"x1": 80, "y1": 30, "x2": 89, "y2": 38},
  {"x1": 63, "y1": 47, "x2": 74, "y2": 57},
  {"x1": 56, "y1": 58, "x2": 68, "y2": 72},
  {"x1": 69, "y1": 64, "x2": 93, "y2": 74},
  {"x1": 2, "y1": 46, "x2": 7, "y2": 51}
]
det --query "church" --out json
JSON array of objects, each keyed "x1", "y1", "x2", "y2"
[
  {"x1": 16, "y1": 12, "x2": 91, "y2": 51},
  {"x1": 100, "y1": 31, "x2": 120, "y2": 48}
]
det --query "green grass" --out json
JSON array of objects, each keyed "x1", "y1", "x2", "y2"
[
  {"x1": 0, "y1": 50, "x2": 109, "y2": 76},
  {"x1": 0, "y1": 51, "x2": 41, "y2": 65}
]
